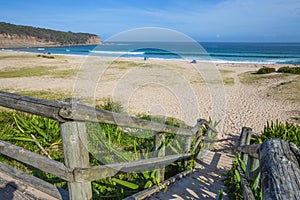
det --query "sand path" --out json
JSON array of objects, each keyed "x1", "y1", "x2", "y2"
[{"x1": 214, "y1": 66, "x2": 299, "y2": 153}]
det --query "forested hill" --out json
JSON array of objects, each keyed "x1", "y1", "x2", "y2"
[{"x1": 0, "y1": 22, "x2": 101, "y2": 48}]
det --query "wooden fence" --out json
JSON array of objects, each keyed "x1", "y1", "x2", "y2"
[
  {"x1": 237, "y1": 127, "x2": 300, "y2": 200},
  {"x1": 0, "y1": 91, "x2": 214, "y2": 200}
]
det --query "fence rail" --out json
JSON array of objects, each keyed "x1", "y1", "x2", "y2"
[
  {"x1": 237, "y1": 127, "x2": 300, "y2": 200},
  {"x1": 0, "y1": 140, "x2": 72, "y2": 181},
  {"x1": 0, "y1": 91, "x2": 213, "y2": 200},
  {"x1": 0, "y1": 91, "x2": 194, "y2": 135}
]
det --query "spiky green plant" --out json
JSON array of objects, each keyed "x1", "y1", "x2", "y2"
[{"x1": 0, "y1": 98, "x2": 212, "y2": 199}]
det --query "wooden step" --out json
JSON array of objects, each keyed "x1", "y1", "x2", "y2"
[{"x1": 150, "y1": 150, "x2": 234, "y2": 200}]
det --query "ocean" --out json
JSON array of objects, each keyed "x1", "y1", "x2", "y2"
[{"x1": 14, "y1": 42, "x2": 300, "y2": 64}]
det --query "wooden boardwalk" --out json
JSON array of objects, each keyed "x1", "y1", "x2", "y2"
[{"x1": 149, "y1": 150, "x2": 234, "y2": 200}]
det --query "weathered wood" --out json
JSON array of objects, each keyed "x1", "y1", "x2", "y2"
[
  {"x1": 154, "y1": 132, "x2": 165, "y2": 182},
  {"x1": 191, "y1": 119, "x2": 206, "y2": 152},
  {"x1": 191, "y1": 119, "x2": 206, "y2": 134},
  {"x1": 0, "y1": 91, "x2": 195, "y2": 136},
  {"x1": 0, "y1": 140, "x2": 71, "y2": 181},
  {"x1": 123, "y1": 169, "x2": 195, "y2": 200},
  {"x1": 183, "y1": 136, "x2": 193, "y2": 169},
  {"x1": 237, "y1": 166, "x2": 255, "y2": 200},
  {"x1": 0, "y1": 162, "x2": 69, "y2": 199},
  {"x1": 238, "y1": 144, "x2": 260, "y2": 181},
  {"x1": 237, "y1": 144, "x2": 260, "y2": 159},
  {"x1": 0, "y1": 91, "x2": 194, "y2": 136},
  {"x1": 203, "y1": 128, "x2": 214, "y2": 150},
  {"x1": 238, "y1": 127, "x2": 260, "y2": 182},
  {"x1": 290, "y1": 142, "x2": 300, "y2": 163},
  {"x1": 260, "y1": 139, "x2": 300, "y2": 200},
  {"x1": 74, "y1": 153, "x2": 191, "y2": 182},
  {"x1": 239, "y1": 127, "x2": 252, "y2": 164},
  {"x1": 192, "y1": 136, "x2": 203, "y2": 153},
  {"x1": 0, "y1": 91, "x2": 65, "y2": 121},
  {"x1": 59, "y1": 103, "x2": 194, "y2": 136},
  {"x1": 60, "y1": 122, "x2": 92, "y2": 200}
]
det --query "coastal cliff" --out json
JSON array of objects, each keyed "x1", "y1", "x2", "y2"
[{"x1": 0, "y1": 22, "x2": 101, "y2": 48}]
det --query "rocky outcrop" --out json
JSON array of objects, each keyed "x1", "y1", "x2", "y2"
[
  {"x1": 85, "y1": 36, "x2": 101, "y2": 46},
  {"x1": 0, "y1": 34, "x2": 101, "y2": 48}
]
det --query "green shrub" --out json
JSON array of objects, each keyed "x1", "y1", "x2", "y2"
[
  {"x1": 277, "y1": 66, "x2": 300, "y2": 75},
  {"x1": 290, "y1": 67, "x2": 300, "y2": 74},
  {"x1": 256, "y1": 67, "x2": 275, "y2": 74},
  {"x1": 277, "y1": 66, "x2": 290, "y2": 73}
]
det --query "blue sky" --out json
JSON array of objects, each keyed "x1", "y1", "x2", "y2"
[{"x1": 1, "y1": 0, "x2": 300, "y2": 42}]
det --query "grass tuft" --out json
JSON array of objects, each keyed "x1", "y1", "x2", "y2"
[
  {"x1": 0, "y1": 66, "x2": 78, "y2": 78},
  {"x1": 0, "y1": 66, "x2": 55, "y2": 78},
  {"x1": 219, "y1": 70, "x2": 235, "y2": 85}
]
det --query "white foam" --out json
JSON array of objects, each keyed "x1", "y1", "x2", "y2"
[
  {"x1": 211, "y1": 60, "x2": 276, "y2": 64},
  {"x1": 89, "y1": 50, "x2": 144, "y2": 55}
]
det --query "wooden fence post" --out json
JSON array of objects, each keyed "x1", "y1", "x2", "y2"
[
  {"x1": 240, "y1": 127, "x2": 259, "y2": 181},
  {"x1": 184, "y1": 136, "x2": 192, "y2": 169},
  {"x1": 238, "y1": 127, "x2": 256, "y2": 200},
  {"x1": 154, "y1": 132, "x2": 165, "y2": 182},
  {"x1": 237, "y1": 166, "x2": 256, "y2": 200},
  {"x1": 60, "y1": 121, "x2": 92, "y2": 200},
  {"x1": 260, "y1": 139, "x2": 300, "y2": 199},
  {"x1": 239, "y1": 127, "x2": 252, "y2": 163},
  {"x1": 205, "y1": 128, "x2": 213, "y2": 150}
]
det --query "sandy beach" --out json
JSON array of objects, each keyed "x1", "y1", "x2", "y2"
[{"x1": 0, "y1": 51, "x2": 299, "y2": 152}]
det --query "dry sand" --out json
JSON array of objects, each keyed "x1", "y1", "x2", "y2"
[{"x1": 0, "y1": 50, "x2": 299, "y2": 152}]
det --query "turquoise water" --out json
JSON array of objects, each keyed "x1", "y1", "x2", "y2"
[{"x1": 13, "y1": 42, "x2": 300, "y2": 64}]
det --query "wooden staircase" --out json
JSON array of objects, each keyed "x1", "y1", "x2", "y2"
[{"x1": 149, "y1": 150, "x2": 234, "y2": 200}]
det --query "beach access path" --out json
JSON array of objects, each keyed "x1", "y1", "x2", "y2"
[{"x1": 149, "y1": 150, "x2": 234, "y2": 200}]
